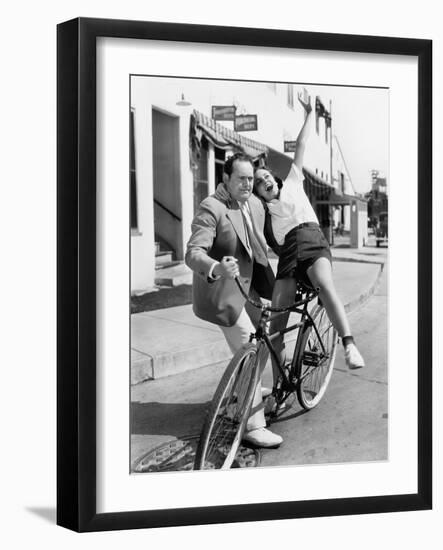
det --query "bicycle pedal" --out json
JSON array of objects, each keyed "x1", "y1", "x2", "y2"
[{"x1": 302, "y1": 351, "x2": 320, "y2": 366}]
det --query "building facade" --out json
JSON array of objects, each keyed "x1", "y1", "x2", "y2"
[{"x1": 130, "y1": 77, "x2": 366, "y2": 293}]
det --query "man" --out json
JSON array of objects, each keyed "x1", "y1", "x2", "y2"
[{"x1": 185, "y1": 152, "x2": 282, "y2": 448}]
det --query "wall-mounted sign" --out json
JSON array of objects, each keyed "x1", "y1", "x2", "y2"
[
  {"x1": 284, "y1": 140, "x2": 298, "y2": 152},
  {"x1": 211, "y1": 106, "x2": 236, "y2": 121},
  {"x1": 234, "y1": 114, "x2": 258, "y2": 132}
]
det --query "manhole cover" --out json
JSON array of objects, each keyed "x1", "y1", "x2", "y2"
[{"x1": 132, "y1": 435, "x2": 260, "y2": 472}]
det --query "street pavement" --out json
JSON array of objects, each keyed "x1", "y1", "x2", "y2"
[
  {"x1": 260, "y1": 266, "x2": 388, "y2": 467},
  {"x1": 131, "y1": 244, "x2": 388, "y2": 471}
]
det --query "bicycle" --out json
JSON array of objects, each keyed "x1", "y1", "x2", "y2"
[{"x1": 194, "y1": 277, "x2": 338, "y2": 470}]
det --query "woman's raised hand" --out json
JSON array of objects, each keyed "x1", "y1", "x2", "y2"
[{"x1": 297, "y1": 91, "x2": 312, "y2": 115}]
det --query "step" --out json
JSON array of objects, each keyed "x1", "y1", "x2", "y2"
[
  {"x1": 155, "y1": 251, "x2": 174, "y2": 267},
  {"x1": 155, "y1": 260, "x2": 182, "y2": 271},
  {"x1": 154, "y1": 262, "x2": 193, "y2": 286}
]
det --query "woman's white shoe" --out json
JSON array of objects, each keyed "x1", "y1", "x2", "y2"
[{"x1": 344, "y1": 343, "x2": 365, "y2": 369}]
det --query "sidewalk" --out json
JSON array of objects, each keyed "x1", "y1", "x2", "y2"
[{"x1": 131, "y1": 246, "x2": 387, "y2": 384}]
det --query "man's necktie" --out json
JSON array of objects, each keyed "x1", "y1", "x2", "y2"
[
  {"x1": 240, "y1": 203, "x2": 268, "y2": 266},
  {"x1": 264, "y1": 207, "x2": 282, "y2": 256}
]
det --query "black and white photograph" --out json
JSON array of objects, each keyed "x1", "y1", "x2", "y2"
[
  {"x1": 1, "y1": 0, "x2": 439, "y2": 544},
  {"x1": 129, "y1": 76, "x2": 389, "y2": 473},
  {"x1": 54, "y1": 14, "x2": 431, "y2": 535}
]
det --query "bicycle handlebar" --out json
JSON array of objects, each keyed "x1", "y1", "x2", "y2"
[{"x1": 234, "y1": 277, "x2": 318, "y2": 313}]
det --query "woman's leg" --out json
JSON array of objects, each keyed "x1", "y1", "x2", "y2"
[
  {"x1": 306, "y1": 257, "x2": 364, "y2": 368},
  {"x1": 270, "y1": 277, "x2": 298, "y2": 382},
  {"x1": 306, "y1": 257, "x2": 350, "y2": 338}
]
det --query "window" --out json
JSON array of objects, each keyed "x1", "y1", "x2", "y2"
[
  {"x1": 214, "y1": 146, "x2": 226, "y2": 188},
  {"x1": 130, "y1": 108, "x2": 138, "y2": 231},
  {"x1": 287, "y1": 84, "x2": 294, "y2": 109},
  {"x1": 193, "y1": 137, "x2": 209, "y2": 214}
]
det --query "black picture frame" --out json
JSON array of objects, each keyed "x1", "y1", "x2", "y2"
[{"x1": 57, "y1": 17, "x2": 432, "y2": 532}]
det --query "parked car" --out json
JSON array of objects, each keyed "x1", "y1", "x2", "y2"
[{"x1": 376, "y1": 211, "x2": 388, "y2": 247}]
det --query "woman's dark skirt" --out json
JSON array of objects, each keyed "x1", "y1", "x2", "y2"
[{"x1": 276, "y1": 222, "x2": 332, "y2": 286}]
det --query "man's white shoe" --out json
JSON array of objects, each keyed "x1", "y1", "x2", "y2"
[
  {"x1": 242, "y1": 427, "x2": 283, "y2": 448},
  {"x1": 344, "y1": 343, "x2": 365, "y2": 369}
]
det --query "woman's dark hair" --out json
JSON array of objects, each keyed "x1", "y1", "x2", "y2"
[{"x1": 223, "y1": 152, "x2": 254, "y2": 177}]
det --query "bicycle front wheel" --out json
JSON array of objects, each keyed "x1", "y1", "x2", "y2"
[
  {"x1": 194, "y1": 343, "x2": 260, "y2": 470},
  {"x1": 295, "y1": 305, "x2": 338, "y2": 410}
]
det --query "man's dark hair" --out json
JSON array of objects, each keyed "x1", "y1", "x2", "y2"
[{"x1": 223, "y1": 152, "x2": 254, "y2": 177}]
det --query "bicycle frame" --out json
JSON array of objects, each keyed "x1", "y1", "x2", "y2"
[
  {"x1": 234, "y1": 276, "x2": 330, "y2": 398},
  {"x1": 252, "y1": 294, "x2": 316, "y2": 393}
]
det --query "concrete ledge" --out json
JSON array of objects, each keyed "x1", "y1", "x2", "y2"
[
  {"x1": 154, "y1": 263, "x2": 192, "y2": 287},
  {"x1": 131, "y1": 349, "x2": 153, "y2": 384},
  {"x1": 132, "y1": 340, "x2": 231, "y2": 383},
  {"x1": 344, "y1": 263, "x2": 384, "y2": 314}
]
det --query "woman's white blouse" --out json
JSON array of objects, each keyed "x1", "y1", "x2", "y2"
[{"x1": 267, "y1": 164, "x2": 319, "y2": 245}]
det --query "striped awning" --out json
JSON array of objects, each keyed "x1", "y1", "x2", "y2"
[{"x1": 190, "y1": 110, "x2": 268, "y2": 160}]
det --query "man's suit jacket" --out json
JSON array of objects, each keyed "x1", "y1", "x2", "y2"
[{"x1": 185, "y1": 188, "x2": 275, "y2": 327}]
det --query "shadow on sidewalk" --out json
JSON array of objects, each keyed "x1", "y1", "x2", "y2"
[{"x1": 131, "y1": 401, "x2": 211, "y2": 438}]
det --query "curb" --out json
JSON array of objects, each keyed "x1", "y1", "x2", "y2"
[
  {"x1": 343, "y1": 262, "x2": 384, "y2": 313},
  {"x1": 132, "y1": 339, "x2": 231, "y2": 384},
  {"x1": 333, "y1": 256, "x2": 385, "y2": 266}
]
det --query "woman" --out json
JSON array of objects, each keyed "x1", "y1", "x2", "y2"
[{"x1": 253, "y1": 92, "x2": 365, "y2": 371}]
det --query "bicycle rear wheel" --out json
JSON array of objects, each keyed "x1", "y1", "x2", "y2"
[
  {"x1": 295, "y1": 305, "x2": 338, "y2": 410},
  {"x1": 194, "y1": 343, "x2": 260, "y2": 470}
]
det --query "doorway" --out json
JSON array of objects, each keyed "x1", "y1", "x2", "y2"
[{"x1": 152, "y1": 109, "x2": 183, "y2": 259}]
